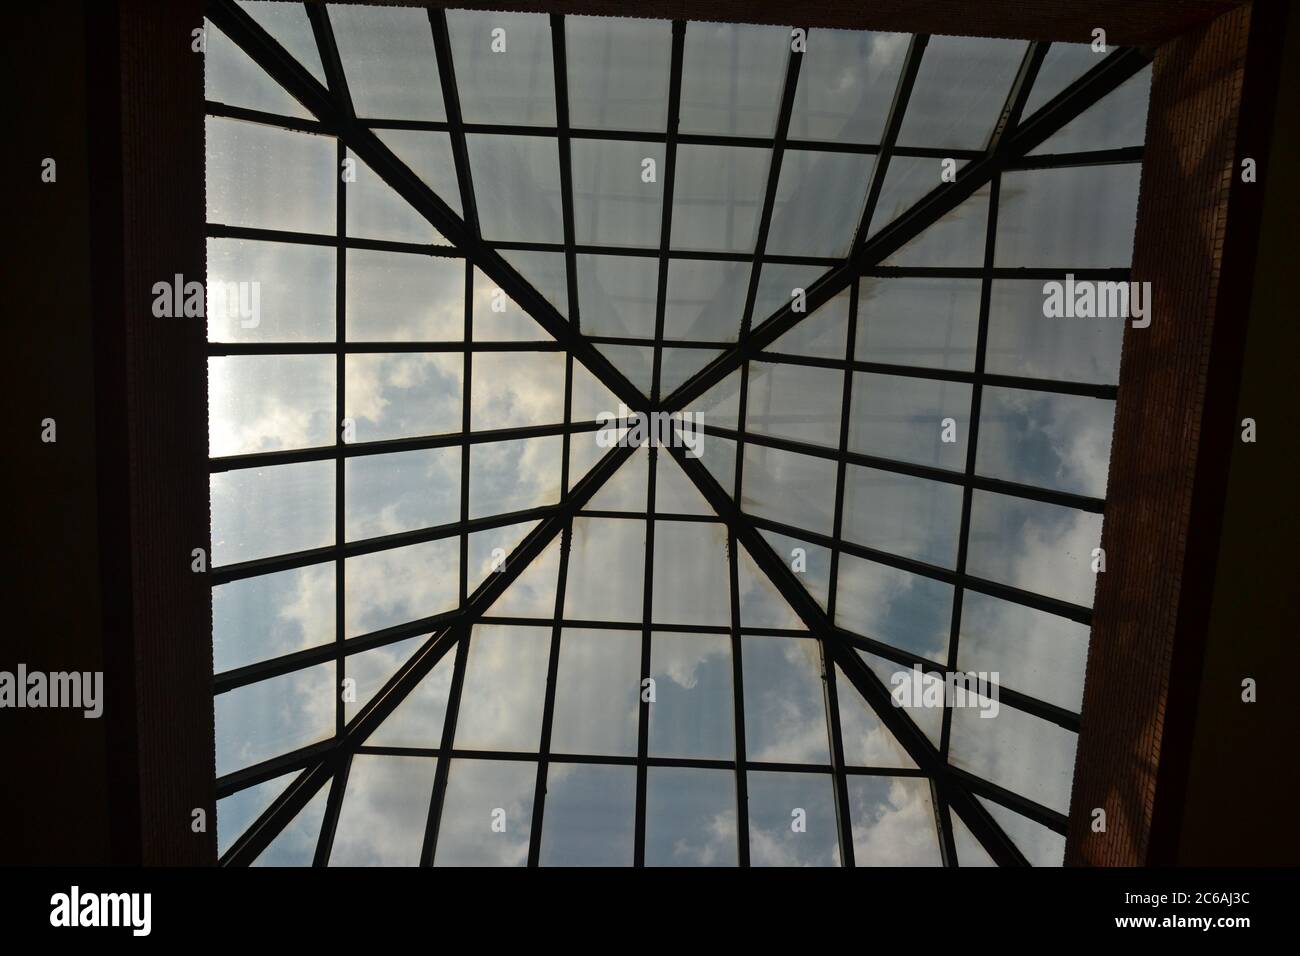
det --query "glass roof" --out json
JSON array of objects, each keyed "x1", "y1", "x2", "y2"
[{"x1": 205, "y1": 1, "x2": 1150, "y2": 867}]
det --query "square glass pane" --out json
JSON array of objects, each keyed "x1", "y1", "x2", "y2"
[
  {"x1": 214, "y1": 662, "x2": 334, "y2": 775},
  {"x1": 747, "y1": 770, "x2": 840, "y2": 867},
  {"x1": 966, "y1": 491, "x2": 1102, "y2": 608},
  {"x1": 995, "y1": 165, "x2": 1142, "y2": 268},
  {"x1": 208, "y1": 354, "x2": 334, "y2": 457},
  {"x1": 766, "y1": 150, "x2": 873, "y2": 258},
  {"x1": 571, "y1": 140, "x2": 665, "y2": 248},
  {"x1": 469, "y1": 435, "x2": 563, "y2": 519},
  {"x1": 741, "y1": 444, "x2": 837, "y2": 536},
  {"x1": 645, "y1": 767, "x2": 737, "y2": 867},
  {"x1": 446, "y1": 10, "x2": 555, "y2": 126},
  {"x1": 849, "y1": 371, "x2": 971, "y2": 470},
  {"x1": 860, "y1": 649, "x2": 944, "y2": 748},
  {"x1": 842, "y1": 465, "x2": 963, "y2": 568},
  {"x1": 652, "y1": 520, "x2": 731, "y2": 626},
  {"x1": 1030, "y1": 66, "x2": 1151, "y2": 155},
  {"x1": 977, "y1": 387, "x2": 1115, "y2": 498},
  {"x1": 856, "y1": 277, "x2": 981, "y2": 371},
  {"x1": 328, "y1": 755, "x2": 437, "y2": 866},
  {"x1": 788, "y1": 29, "x2": 907, "y2": 144},
  {"x1": 470, "y1": 351, "x2": 565, "y2": 430},
  {"x1": 563, "y1": 518, "x2": 645, "y2": 623},
  {"x1": 252, "y1": 785, "x2": 329, "y2": 867},
  {"x1": 835, "y1": 553, "x2": 953, "y2": 662},
  {"x1": 670, "y1": 144, "x2": 770, "y2": 254},
  {"x1": 375, "y1": 130, "x2": 463, "y2": 218},
  {"x1": 237, "y1": 0, "x2": 326, "y2": 86},
  {"x1": 847, "y1": 776, "x2": 942, "y2": 866},
  {"x1": 465, "y1": 134, "x2": 563, "y2": 243},
  {"x1": 679, "y1": 22, "x2": 789, "y2": 136},
  {"x1": 986, "y1": 280, "x2": 1123, "y2": 385},
  {"x1": 745, "y1": 361, "x2": 844, "y2": 448},
  {"x1": 949, "y1": 700, "x2": 1078, "y2": 814},
  {"x1": 576, "y1": 254, "x2": 659, "y2": 338},
  {"x1": 346, "y1": 447, "x2": 460, "y2": 541},
  {"x1": 206, "y1": 237, "x2": 335, "y2": 343},
  {"x1": 663, "y1": 259, "x2": 750, "y2": 342},
  {"x1": 978, "y1": 796, "x2": 1066, "y2": 867},
  {"x1": 346, "y1": 152, "x2": 442, "y2": 245},
  {"x1": 471, "y1": 266, "x2": 548, "y2": 342},
  {"x1": 1021, "y1": 43, "x2": 1098, "y2": 119},
  {"x1": 882, "y1": 185, "x2": 990, "y2": 268},
  {"x1": 752, "y1": 263, "x2": 827, "y2": 328},
  {"x1": 211, "y1": 460, "x2": 333, "y2": 566},
  {"x1": 453, "y1": 624, "x2": 550, "y2": 752},
  {"x1": 328, "y1": 4, "x2": 446, "y2": 120},
  {"x1": 205, "y1": 21, "x2": 310, "y2": 118},
  {"x1": 565, "y1": 16, "x2": 671, "y2": 132},
  {"x1": 867, "y1": 155, "x2": 950, "y2": 234},
  {"x1": 213, "y1": 562, "x2": 334, "y2": 673},
  {"x1": 550, "y1": 628, "x2": 641, "y2": 757},
  {"x1": 648, "y1": 632, "x2": 734, "y2": 760},
  {"x1": 768, "y1": 287, "x2": 850, "y2": 360},
  {"x1": 434, "y1": 758, "x2": 536, "y2": 866},
  {"x1": 205, "y1": 117, "x2": 335, "y2": 234},
  {"x1": 896, "y1": 36, "x2": 1028, "y2": 149},
  {"x1": 345, "y1": 353, "x2": 462, "y2": 442},
  {"x1": 346, "y1": 250, "x2": 463, "y2": 341},
  {"x1": 539, "y1": 764, "x2": 636, "y2": 866},
  {"x1": 500, "y1": 249, "x2": 568, "y2": 317},
  {"x1": 345, "y1": 537, "x2": 458, "y2": 637},
  {"x1": 741, "y1": 636, "x2": 830, "y2": 765}
]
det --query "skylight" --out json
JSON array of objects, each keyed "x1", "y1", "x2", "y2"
[{"x1": 205, "y1": 0, "x2": 1151, "y2": 867}]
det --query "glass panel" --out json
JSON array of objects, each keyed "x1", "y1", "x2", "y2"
[
  {"x1": 500, "y1": 250, "x2": 568, "y2": 317},
  {"x1": 960, "y1": 591, "x2": 1090, "y2": 713},
  {"x1": 465, "y1": 134, "x2": 563, "y2": 243},
  {"x1": 978, "y1": 796, "x2": 1065, "y2": 867},
  {"x1": 217, "y1": 774, "x2": 291, "y2": 856},
  {"x1": 741, "y1": 444, "x2": 837, "y2": 536},
  {"x1": 346, "y1": 250, "x2": 462, "y2": 342},
  {"x1": 663, "y1": 258, "x2": 750, "y2": 342},
  {"x1": 737, "y1": 544, "x2": 801, "y2": 628},
  {"x1": 539, "y1": 763, "x2": 637, "y2": 866},
  {"x1": 951, "y1": 810, "x2": 996, "y2": 866},
  {"x1": 759, "y1": 529, "x2": 832, "y2": 609},
  {"x1": 896, "y1": 36, "x2": 1028, "y2": 149},
  {"x1": 949, "y1": 699, "x2": 1078, "y2": 814},
  {"x1": 236, "y1": 0, "x2": 326, "y2": 86},
  {"x1": 205, "y1": 21, "x2": 310, "y2": 118},
  {"x1": 373, "y1": 130, "x2": 463, "y2": 219},
  {"x1": 570, "y1": 359, "x2": 619, "y2": 424},
  {"x1": 596, "y1": 344, "x2": 655, "y2": 398},
  {"x1": 563, "y1": 518, "x2": 645, "y2": 622},
  {"x1": 1020, "y1": 42, "x2": 1098, "y2": 119},
  {"x1": 966, "y1": 491, "x2": 1103, "y2": 607},
  {"x1": 769, "y1": 287, "x2": 850, "y2": 360},
  {"x1": 252, "y1": 781, "x2": 329, "y2": 867},
  {"x1": 214, "y1": 662, "x2": 334, "y2": 775},
  {"x1": 843, "y1": 465, "x2": 963, "y2": 568},
  {"x1": 836, "y1": 553, "x2": 953, "y2": 662},
  {"x1": 576, "y1": 254, "x2": 659, "y2": 338},
  {"x1": 346, "y1": 152, "x2": 442, "y2": 245},
  {"x1": 847, "y1": 776, "x2": 942, "y2": 866},
  {"x1": 433, "y1": 758, "x2": 536, "y2": 866},
  {"x1": 788, "y1": 29, "x2": 907, "y2": 144},
  {"x1": 446, "y1": 10, "x2": 555, "y2": 126},
  {"x1": 986, "y1": 280, "x2": 1123, "y2": 385},
  {"x1": 571, "y1": 140, "x2": 665, "y2": 248},
  {"x1": 835, "y1": 668, "x2": 916, "y2": 769},
  {"x1": 648, "y1": 632, "x2": 733, "y2": 759},
  {"x1": 586, "y1": 444, "x2": 648, "y2": 512},
  {"x1": 849, "y1": 371, "x2": 971, "y2": 470},
  {"x1": 670, "y1": 144, "x2": 770, "y2": 254},
  {"x1": 766, "y1": 150, "x2": 873, "y2": 258},
  {"x1": 867, "y1": 155, "x2": 952, "y2": 234},
  {"x1": 1030, "y1": 66, "x2": 1151, "y2": 155},
  {"x1": 977, "y1": 387, "x2": 1115, "y2": 497},
  {"x1": 467, "y1": 520, "x2": 538, "y2": 595},
  {"x1": 346, "y1": 447, "x2": 459, "y2": 541},
  {"x1": 752, "y1": 263, "x2": 827, "y2": 327},
  {"x1": 345, "y1": 537, "x2": 458, "y2": 637},
  {"x1": 702, "y1": 436, "x2": 737, "y2": 501},
  {"x1": 470, "y1": 352, "x2": 565, "y2": 430},
  {"x1": 345, "y1": 353, "x2": 462, "y2": 442},
  {"x1": 856, "y1": 277, "x2": 981, "y2": 371},
  {"x1": 213, "y1": 562, "x2": 333, "y2": 672},
  {"x1": 368, "y1": 651, "x2": 455, "y2": 748},
  {"x1": 747, "y1": 771, "x2": 840, "y2": 867},
  {"x1": 652, "y1": 520, "x2": 731, "y2": 626},
  {"x1": 860, "y1": 650, "x2": 944, "y2": 748},
  {"x1": 206, "y1": 237, "x2": 334, "y2": 343},
  {"x1": 454, "y1": 624, "x2": 550, "y2": 752},
  {"x1": 470, "y1": 436, "x2": 563, "y2": 519},
  {"x1": 471, "y1": 266, "x2": 549, "y2": 342},
  {"x1": 696, "y1": 369, "x2": 742, "y2": 431},
  {"x1": 205, "y1": 117, "x2": 334, "y2": 234},
  {"x1": 550, "y1": 629, "x2": 641, "y2": 756},
  {"x1": 995, "y1": 165, "x2": 1142, "y2": 268},
  {"x1": 741, "y1": 636, "x2": 830, "y2": 764},
  {"x1": 679, "y1": 22, "x2": 789, "y2": 136},
  {"x1": 329, "y1": 4, "x2": 446, "y2": 121},
  {"x1": 644, "y1": 767, "x2": 737, "y2": 867},
  {"x1": 882, "y1": 184, "x2": 990, "y2": 268},
  {"x1": 486, "y1": 534, "x2": 562, "y2": 618},
  {"x1": 652, "y1": 452, "x2": 713, "y2": 516},
  {"x1": 343, "y1": 636, "x2": 423, "y2": 722},
  {"x1": 328, "y1": 754, "x2": 436, "y2": 866},
  {"x1": 211, "y1": 460, "x2": 333, "y2": 566},
  {"x1": 745, "y1": 361, "x2": 844, "y2": 448},
  {"x1": 208, "y1": 355, "x2": 334, "y2": 457},
  {"x1": 565, "y1": 16, "x2": 671, "y2": 132},
  {"x1": 659, "y1": 348, "x2": 722, "y2": 399}
]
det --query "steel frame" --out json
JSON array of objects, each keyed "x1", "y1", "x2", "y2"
[{"x1": 208, "y1": 1, "x2": 1148, "y2": 867}]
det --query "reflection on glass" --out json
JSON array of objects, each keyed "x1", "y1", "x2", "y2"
[
  {"x1": 550, "y1": 629, "x2": 640, "y2": 756},
  {"x1": 645, "y1": 767, "x2": 737, "y2": 866},
  {"x1": 453, "y1": 625, "x2": 550, "y2": 752},
  {"x1": 742, "y1": 636, "x2": 830, "y2": 764},
  {"x1": 329, "y1": 754, "x2": 437, "y2": 866},
  {"x1": 747, "y1": 770, "x2": 840, "y2": 867},
  {"x1": 648, "y1": 632, "x2": 733, "y2": 759}
]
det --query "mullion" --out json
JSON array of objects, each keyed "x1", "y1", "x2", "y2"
[
  {"x1": 428, "y1": 8, "x2": 480, "y2": 239},
  {"x1": 487, "y1": 239, "x2": 837, "y2": 267},
  {"x1": 206, "y1": 220, "x2": 457, "y2": 256},
  {"x1": 727, "y1": 525, "x2": 751, "y2": 866},
  {"x1": 311, "y1": 750, "x2": 351, "y2": 867},
  {"x1": 550, "y1": 14, "x2": 581, "y2": 332},
  {"x1": 649, "y1": 20, "x2": 686, "y2": 406},
  {"x1": 633, "y1": 447, "x2": 658, "y2": 866},
  {"x1": 819, "y1": 644, "x2": 856, "y2": 866}
]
